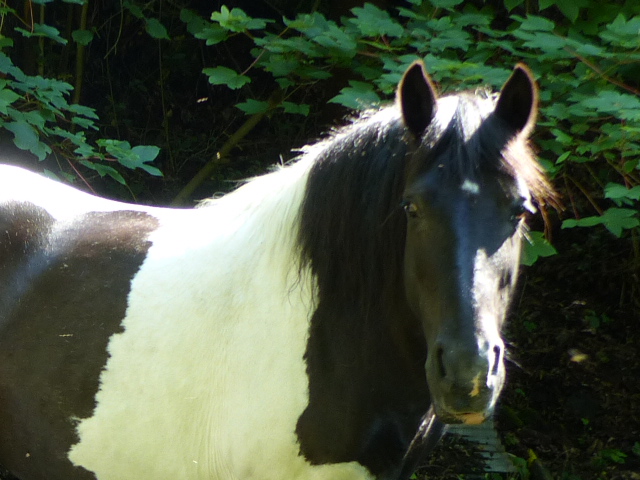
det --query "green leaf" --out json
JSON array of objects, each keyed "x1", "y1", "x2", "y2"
[
  {"x1": 429, "y1": 0, "x2": 464, "y2": 8},
  {"x1": 145, "y1": 18, "x2": 170, "y2": 40},
  {"x1": 285, "y1": 12, "x2": 332, "y2": 37},
  {"x1": 623, "y1": 159, "x2": 639, "y2": 173},
  {"x1": 16, "y1": 24, "x2": 67, "y2": 45},
  {"x1": 504, "y1": 0, "x2": 525, "y2": 11},
  {"x1": 195, "y1": 24, "x2": 228, "y2": 45},
  {"x1": 97, "y1": 140, "x2": 162, "y2": 176},
  {"x1": 515, "y1": 15, "x2": 556, "y2": 32},
  {"x1": 136, "y1": 163, "x2": 162, "y2": 176},
  {"x1": 0, "y1": 37, "x2": 13, "y2": 49},
  {"x1": 211, "y1": 6, "x2": 271, "y2": 32},
  {"x1": 80, "y1": 160, "x2": 126, "y2": 185},
  {"x1": 72, "y1": 116, "x2": 97, "y2": 129},
  {"x1": 603, "y1": 14, "x2": 640, "y2": 40},
  {"x1": 6, "y1": 121, "x2": 38, "y2": 148},
  {"x1": 430, "y1": 28, "x2": 472, "y2": 51},
  {"x1": 521, "y1": 32, "x2": 567, "y2": 51},
  {"x1": 203, "y1": 66, "x2": 250, "y2": 89},
  {"x1": 131, "y1": 145, "x2": 160, "y2": 161},
  {"x1": 351, "y1": 4, "x2": 404, "y2": 37},
  {"x1": 574, "y1": 42, "x2": 604, "y2": 57},
  {"x1": 0, "y1": 52, "x2": 19, "y2": 78},
  {"x1": 0, "y1": 87, "x2": 20, "y2": 114},
  {"x1": 555, "y1": 0, "x2": 589, "y2": 23},
  {"x1": 72, "y1": 29, "x2": 94, "y2": 46},
  {"x1": 131, "y1": 145, "x2": 161, "y2": 176},
  {"x1": 5, "y1": 121, "x2": 50, "y2": 160},
  {"x1": 263, "y1": 55, "x2": 299, "y2": 77},
  {"x1": 235, "y1": 99, "x2": 270, "y2": 115},
  {"x1": 180, "y1": 9, "x2": 208, "y2": 36},
  {"x1": 555, "y1": 151, "x2": 571, "y2": 164},
  {"x1": 604, "y1": 183, "x2": 640, "y2": 202},
  {"x1": 68, "y1": 103, "x2": 99, "y2": 119},
  {"x1": 562, "y1": 208, "x2": 639, "y2": 237},
  {"x1": 579, "y1": 91, "x2": 640, "y2": 121},
  {"x1": 123, "y1": 1, "x2": 144, "y2": 19},
  {"x1": 0, "y1": 5, "x2": 16, "y2": 17},
  {"x1": 550, "y1": 128, "x2": 573, "y2": 145},
  {"x1": 313, "y1": 25, "x2": 357, "y2": 57},
  {"x1": 74, "y1": 141, "x2": 97, "y2": 158},
  {"x1": 329, "y1": 81, "x2": 381, "y2": 110},
  {"x1": 538, "y1": 0, "x2": 556, "y2": 9},
  {"x1": 521, "y1": 231, "x2": 557, "y2": 266},
  {"x1": 281, "y1": 102, "x2": 310, "y2": 116},
  {"x1": 51, "y1": 126, "x2": 88, "y2": 149}
]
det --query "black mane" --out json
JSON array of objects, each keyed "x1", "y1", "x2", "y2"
[
  {"x1": 298, "y1": 110, "x2": 410, "y2": 310},
  {"x1": 296, "y1": 110, "x2": 427, "y2": 476}
]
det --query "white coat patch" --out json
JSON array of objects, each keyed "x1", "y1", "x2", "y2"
[{"x1": 65, "y1": 160, "x2": 375, "y2": 480}]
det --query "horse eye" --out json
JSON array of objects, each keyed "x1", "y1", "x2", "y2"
[{"x1": 401, "y1": 200, "x2": 419, "y2": 218}]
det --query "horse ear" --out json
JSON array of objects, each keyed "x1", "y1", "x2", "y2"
[
  {"x1": 398, "y1": 61, "x2": 438, "y2": 137},
  {"x1": 495, "y1": 64, "x2": 538, "y2": 135}
]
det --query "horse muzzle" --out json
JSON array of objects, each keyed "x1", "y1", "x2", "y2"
[{"x1": 425, "y1": 336, "x2": 505, "y2": 425}]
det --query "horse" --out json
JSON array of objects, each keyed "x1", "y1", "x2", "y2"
[{"x1": 0, "y1": 61, "x2": 551, "y2": 480}]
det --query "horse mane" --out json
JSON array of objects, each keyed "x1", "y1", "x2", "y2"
[{"x1": 297, "y1": 108, "x2": 409, "y2": 310}]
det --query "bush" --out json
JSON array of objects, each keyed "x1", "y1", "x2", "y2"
[
  {"x1": 1, "y1": 0, "x2": 638, "y2": 262},
  {"x1": 184, "y1": 0, "x2": 640, "y2": 260},
  {"x1": 0, "y1": 1, "x2": 161, "y2": 185}
]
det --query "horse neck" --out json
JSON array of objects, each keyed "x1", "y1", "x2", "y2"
[{"x1": 205, "y1": 156, "x2": 314, "y2": 261}]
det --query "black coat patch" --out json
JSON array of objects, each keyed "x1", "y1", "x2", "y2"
[{"x1": 0, "y1": 203, "x2": 158, "y2": 480}]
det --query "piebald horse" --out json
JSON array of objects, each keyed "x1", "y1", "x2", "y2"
[{"x1": 0, "y1": 61, "x2": 551, "y2": 480}]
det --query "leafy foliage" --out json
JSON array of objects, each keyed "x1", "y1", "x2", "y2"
[
  {"x1": 183, "y1": 0, "x2": 640, "y2": 257},
  {"x1": 522, "y1": 231, "x2": 558, "y2": 266},
  {"x1": 0, "y1": 0, "x2": 164, "y2": 185},
  {"x1": 1, "y1": 0, "x2": 638, "y2": 254}
]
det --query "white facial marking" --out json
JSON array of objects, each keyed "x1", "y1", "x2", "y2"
[
  {"x1": 461, "y1": 179, "x2": 480, "y2": 195},
  {"x1": 469, "y1": 373, "x2": 482, "y2": 397}
]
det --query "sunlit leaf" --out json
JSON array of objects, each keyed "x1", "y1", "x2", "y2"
[
  {"x1": 16, "y1": 24, "x2": 67, "y2": 45},
  {"x1": 5, "y1": 121, "x2": 50, "y2": 160},
  {"x1": 604, "y1": 184, "x2": 640, "y2": 202},
  {"x1": 145, "y1": 19, "x2": 170, "y2": 40},
  {"x1": 235, "y1": 99, "x2": 270, "y2": 114},
  {"x1": 329, "y1": 81, "x2": 381, "y2": 110},
  {"x1": 281, "y1": 102, "x2": 310, "y2": 116},
  {"x1": 0, "y1": 87, "x2": 20, "y2": 114},
  {"x1": 203, "y1": 66, "x2": 250, "y2": 89},
  {"x1": 562, "y1": 208, "x2": 639, "y2": 237},
  {"x1": 72, "y1": 29, "x2": 94, "y2": 46},
  {"x1": 351, "y1": 4, "x2": 404, "y2": 37},
  {"x1": 522, "y1": 231, "x2": 557, "y2": 266}
]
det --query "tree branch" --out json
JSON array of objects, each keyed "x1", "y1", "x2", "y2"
[{"x1": 171, "y1": 89, "x2": 283, "y2": 206}]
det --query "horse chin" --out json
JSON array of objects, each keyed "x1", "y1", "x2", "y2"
[
  {"x1": 433, "y1": 407, "x2": 490, "y2": 426},
  {"x1": 455, "y1": 412, "x2": 488, "y2": 425}
]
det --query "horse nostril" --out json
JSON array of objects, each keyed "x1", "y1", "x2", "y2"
[
  {"x1": 491, "y1": 344, "x2": 501, "y2": 376},
  {"x1": 436, "y1": 346, "x2": 447, "y2": 379}
]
